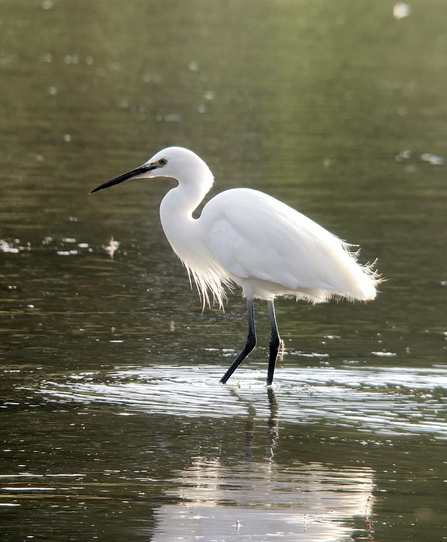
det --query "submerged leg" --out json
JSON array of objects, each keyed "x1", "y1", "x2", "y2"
[
  {"x1": 267, "y1": 300, "x2": 280, "y2": 386},
  {"x1": 220, "y1": 299, "x2": 256, "y2": 384}
]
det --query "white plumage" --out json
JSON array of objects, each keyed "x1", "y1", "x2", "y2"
[
  {"x1": 201, "y1": 188, "x2": 377, "y2": 303},
  {"x1": 91, "y1": 146, "x2": 380, "y2": 385}
]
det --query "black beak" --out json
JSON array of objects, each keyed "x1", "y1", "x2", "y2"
[{"x1": 90, "y1": 164, "x2": 156, "y2": 194}]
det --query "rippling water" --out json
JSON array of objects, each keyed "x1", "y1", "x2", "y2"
[
  {"x1": 34, "y1": 364, "x2": 447, "y2": 438},
  {"x1": 3, "y1": 359, "x2": 445, "y2": 540}
]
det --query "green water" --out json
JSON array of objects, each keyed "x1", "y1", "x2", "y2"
[{"x1": 1, "y1": 1, "x2": 447, "y2": 540}]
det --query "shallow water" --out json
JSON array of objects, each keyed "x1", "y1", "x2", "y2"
[{"x1": 1, "y1": 0, "x2": 447, "y2": 540}]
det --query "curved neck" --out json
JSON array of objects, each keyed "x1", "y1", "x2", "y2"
[
  {"x1": 160, "y1": 162, "x2": 214, "y2": 218},
  {"x1": 159, "y1": 165, "x2": 214, "y2": 247}
]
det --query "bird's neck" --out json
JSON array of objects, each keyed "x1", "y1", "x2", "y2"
[
  {"x1": 161, "y1": 165, "x2": 213, "y2": 216},
  {"x1": 159, "y1": 168, "x2": 214, "y2": 244}
]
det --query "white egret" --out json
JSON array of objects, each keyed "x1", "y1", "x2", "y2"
[{"x1": 91, "y1": 147, "x2": 380, "y2": 385}]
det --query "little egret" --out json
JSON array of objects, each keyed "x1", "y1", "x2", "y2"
[{"x1": 91, "y1": 147, "x2": 380, "y2": 385}]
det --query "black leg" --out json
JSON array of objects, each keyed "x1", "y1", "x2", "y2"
[
  {"x1": 267, "y1": 300, "x2": 280, "y2": 385},
  {"x1": 220, "y1": 299, "x2": 256, "y2": 384}
]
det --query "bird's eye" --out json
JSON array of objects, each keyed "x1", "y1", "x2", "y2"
[{"x1": 158, "y1": 158, "x2": 167, "y2": 166}]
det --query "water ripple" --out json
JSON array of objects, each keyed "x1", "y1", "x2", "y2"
[{"x1": 34, "y1": 364, "x2": 447, "y2": 438}]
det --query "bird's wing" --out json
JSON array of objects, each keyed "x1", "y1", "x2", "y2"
[{"x1": 202, "y1": 188, "x2": 376, "y2": 301}]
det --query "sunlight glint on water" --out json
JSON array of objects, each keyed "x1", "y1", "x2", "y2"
[{"x1": 35, "y1": 364, "x2": 447, "y2": 437}]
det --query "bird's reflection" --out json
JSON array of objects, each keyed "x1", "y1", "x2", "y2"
[
  {"x1": 267, "y1": 386, "x2": 279, "y2": 460},
  {"x1": 150, "y1": 384, "x2": 374, "y2": 541},
  {"x1": 229, "y1": 385, "x2": 279, "y2": 461}
]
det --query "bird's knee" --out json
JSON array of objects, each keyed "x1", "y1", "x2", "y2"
[
  {"x1": 269, "y1": 333, "x2": 280, "y2": 351},
  {"x1": 246, "y1": 333, "x2": 256, "y2": 350}
]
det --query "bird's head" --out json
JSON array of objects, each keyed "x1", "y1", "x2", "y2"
[{"x1": 90, "y1": 146, "x2": 213, "y2": 194}]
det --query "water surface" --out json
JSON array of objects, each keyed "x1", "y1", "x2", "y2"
[{"x1": 1, "y1": 0, "x2": 447, "y2": 540}]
